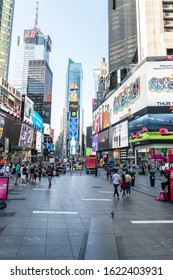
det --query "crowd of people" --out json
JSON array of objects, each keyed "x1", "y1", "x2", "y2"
[{"x1": 3, "y1": 162, "x2": 64, "y2": 186}]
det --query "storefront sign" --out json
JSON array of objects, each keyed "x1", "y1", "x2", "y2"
[{"x1": 0, "y1": 177, "x2": 9, "y2": 200}]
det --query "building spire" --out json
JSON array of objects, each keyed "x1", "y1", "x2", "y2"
[{"x1": 34, "y1": 1, "x2": 39, "y2": 28}]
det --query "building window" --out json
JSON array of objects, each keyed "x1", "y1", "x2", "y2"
[
  {"x1": 167, "y1": 49, "x2": 173, "y2": 55},
  {"x1": 113, "y1": 0, "x2": 116, "y2": 10}
]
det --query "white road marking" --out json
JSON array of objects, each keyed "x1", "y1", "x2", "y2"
[
  {"x1": 131, "y1": 220, "x2": 173, "y2": 224},
  {"x1": 33, "y1": 211, "x2": 78, "y2": 215},
  {"x1": 99, "y1": 191, "x2": 112, "y2": 193},
  {"x1": 81, "y1": 198, "x2": 112, "y2": 201},
  {"x1": 33, "y1": 188, "x2": 56, "y2": 191}
]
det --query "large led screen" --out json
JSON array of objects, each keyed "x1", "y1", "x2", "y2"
[
  {"x1": 69, "y1": 117, "x2": 78, "y2": 155},
  {"x1": 19, "y1": 124, "x2": 34, "y2": 148},
  {"x1": 129, "y1": 114, "x2": 173, "y2": 143},
  {"x1": 92, "y1": 134, "x2": 98, "y2": 152},
  {"x1": 98, "y1": 130, "x2": 109, "y2": 151},
  {"x1": 109, "y1": 120, "x2": 128, "y2": 148}
]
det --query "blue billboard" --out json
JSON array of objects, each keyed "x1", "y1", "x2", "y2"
[{"x1": 32, "y1": 111, "x2": 43, "y2": 131}]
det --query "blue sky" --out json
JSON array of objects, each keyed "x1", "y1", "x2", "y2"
[{"x1": 9, "y1": 0, "x2": 108, "y2": 136}]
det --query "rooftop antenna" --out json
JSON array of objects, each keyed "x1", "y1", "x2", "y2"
[{"x1": 34, "y1": 1, "x2": 39, "y2": 29}]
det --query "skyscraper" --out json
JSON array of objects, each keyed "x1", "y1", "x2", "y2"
[
  {"x1": 64, "y1": 58, "x2": 83, "y2": 157},
  {"x1": 0, "y1": 0, "x2": 15, "y2": 80},
  {"x1": 12, "y1": 2, "x2": 52, "y2": 124}
]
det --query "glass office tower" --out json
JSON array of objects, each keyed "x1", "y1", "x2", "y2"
[{"x1": 0, "y1": 0, "x2": 15, "y2": 80}]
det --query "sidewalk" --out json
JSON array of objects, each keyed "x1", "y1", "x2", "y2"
[{"x1": 0, "y1": 171, "x2": 173, "y2": 260}]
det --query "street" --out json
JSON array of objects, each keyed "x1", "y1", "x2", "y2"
[{"x1": 0, "y1": 170, "x2": 173, "y2": 260}]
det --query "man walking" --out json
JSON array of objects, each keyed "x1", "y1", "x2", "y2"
[{"x1": 111, "y1": 169, "x2": 121, "y2": 199}]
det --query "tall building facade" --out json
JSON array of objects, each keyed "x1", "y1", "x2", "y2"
[
  {"x1": 27, "y1": 60, "x2": 53, "y2": 124},
  {"x1": 12, "y1": 4, "x2": 52, "y2": 124},
  {"x1": 0, "y1": 0, "x2": 15, "y2": 80},
  {"x1": 108, "y1": 0, "x2": 173, "y2": 73},
  {"x1": 64, "y1": 58, "x2": 83, "y2": 157}
]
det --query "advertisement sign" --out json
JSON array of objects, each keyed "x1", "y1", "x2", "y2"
[
  {"x1": 0, "y1": 116, "x2": 5, "y2": 139},
  {"x1": 85, "y1": 148, "x2": 96, "y2": 156},
  {"x1": 168, "y1": 149, "x2": 173, "y2": 200},
  {"x1": 109, "y1": 120, "x2": 128, "y2": 148},
  {"x1": 24, "y1": 29, "x2": 37, "y2": 43},
  {"x1": 69, "y1": 101, "x2": 78, "y2": 111},
  {"x1": 69, "y1": 117, "x2": 78, "y2": 155},
  {"x1": 147, "y1": 61, "x2": 173, "y2": 106},
  {"x1": 0, "y1": 177, "x2": 9, "y2": 200},
  {"x1": 92, "y1": 134, "x2": 98, "y2": 152},
  {"x1": 98, "y1": 130, "x2": 109, "y2": 151},
  {"x1": 21, "y1": 95, "x2": 34, "y2": 123},
  {"x1": 43, "y1": 123, "x2": 51, "y2": 135},
  {"x1": 36, "y1": 131, "x2": 42, "y2": 152},
  {"x1": 129, "y1": 114, "x2": 173, "y2": 144},
  {"x1": 32, "y1": 111, "x2": 43, "y2": 131},
  {"x1": 19, "y1": 124, "x2": 34, "y2": 148}
]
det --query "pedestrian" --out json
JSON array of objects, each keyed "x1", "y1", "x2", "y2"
[
  {"x1": 111, "y1": 169, "x2": 121, "y2": 199},
  {"x1": 125, "y1": 170, "x2": 132, "y2": 197},
  {"x1": 21, "y1": 164, "x2": 27, "y2": 184},
  {"x1": 120, "y1": 173, "x2": 127, "y2": 198},
  {"x1": 5, "y1": 164, "x2": 10, "y2": 176},
  {"x1": 14, "y1": 164, "x2": 20, "y2": 185},
  {"x1": 38, "y1": 167, "x2": 42, "y2": 182},
  {"x1": 47, "y1": 166, "x2": 53, "y2": 186}
]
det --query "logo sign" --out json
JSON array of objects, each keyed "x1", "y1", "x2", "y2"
[
  {"x1": 24, "y1": 29, "x2": 37, "y2": 42},
  {"x1": 0, "y1": 177, "x2": 9, "y2": 200},
  {"x1": 70, "y1": 111, "x2": 77, "y2": 117},
  {"x1": 69, "y1": 101, "x2": 78, "y2": 111}
]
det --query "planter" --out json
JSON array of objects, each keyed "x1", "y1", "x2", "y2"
[
  {"x1": 150, "y1": 175, "x2": 155, "y2": 187},
  {"x1": 131, "y1": 176, "x2": 135, "y2": 186}
]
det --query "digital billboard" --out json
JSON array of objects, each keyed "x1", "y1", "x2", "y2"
[
  {"x1": 98, "y1": 130, "x2": 109, "y2": 151},
  {"x1": 36, "y1": 131, "x2": 42, "y2": 152},
  {"x1": 24, "y1": 29, "x2": 37, "y2": 43},
  {"x1": 85, "y1": 148, "x2": 96, "y2": 156},
  {"x1": 19, "y1": 124, "x2": 34, "y2": 148},
  {"x1": 109, "y1": 120, "x2": 128, "y2": 148},
  {"x1": 21, "y1": 95, "x2": 34, "y2": 123},
  {"x1": 0, "y1": 116, "x2": 5, "y2": 139},
  {"x1": 129, "y1": 114, "x2": 173, "y2": 143},
  {"x1": 69, "y1": 117, "x2": 78, "y2": 155},
  {"x1": 92, "y1": 134, "x2": 98, "y2": 152},
  {"x1": 32, "y1": 111, "x2": 43, "y2": 131}
]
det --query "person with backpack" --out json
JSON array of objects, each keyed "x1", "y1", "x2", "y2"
[{"x1": 111, "y1": 169, "x2": 121, "y2": 199}]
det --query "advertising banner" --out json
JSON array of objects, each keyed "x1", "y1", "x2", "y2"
[
  {"x1": 109, "y1": 120, "x2": 128, "y2": 149},
  {"x1": 85, "y1": 148, "x2": 96, "y2": 156},
  {"x1": 19, "y1": 124, "x2": 34, "y2": 148},
  {"x1": 92, "y1": 62, "x2": 148, "y2": 134},
  {"x1": 129, "y1": 114, "x2": 173, "y2": 144},
  {"x1": 147, "y1": 61, "x2": 173, "y2": 106},
  {"x1": 92, "y1": 134, "x2": 98, "y2": 152},
  {"x1": 0, "y1": 116, "x2": 5, "y2": 139},
  {"x1": 32, "y1": 111, "x2": 43, "y2": 131},
  {"x1": 98, "y1": 130, "x2": 109, "y2": 151},
  {"x1": 0, "y1": 177, "x2": 9, "y2": 200},
  {"x1": 69, "y1": 117, "x2": 78, "y2": 155},
  {"x1": 36, "y1": 131, "x2": 42, "y2": 152},
  {"x1": 21, "y1": 95, "x2": 34, "y2": 123}
]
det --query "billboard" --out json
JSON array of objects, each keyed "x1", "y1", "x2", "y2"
[
  {"x1": 21, "y1": 95, "x2": 34, "y2": 123},
  {"x1": 36, "y1": 131, "x2": 42, "y2": 152},
  {"x1": 0, "y1": 177, "x2": 9, "y2": 201},
  {"x1": 93, "y1": 60, "x2": 173, "y2": 135},
  {"x1": 109, "y1": 120, "x2": 128, "y2": 149},
  {"x1": 129, "y1": 114, "x2": 173, "y2": 144},
  {"x1": 98, "y1": 130, "x2": 109, "y2": 151},
  {"x1": 19, "y1": 124, "x2": 34, "y2": 148},
  {"x1": 85, "y1": 148, "x2": 96, "y2": 156},
  {"x1": 69, "y1": 117, "x2": 78, "y2": 155},
  {"x1": 43, "y1": 123, "x2": 51, "y2": 135},
  {"x1": 32, "y1": 111, "x2": 43, "y2": 131},
  {"x1": 24, "y1": 29, "x2": 37, "y2": 43},
  {"x1": 0, "y1": 116, "x2": 5, "y2": 139},
  {"x1": 92, "y1": 134, "x2": 98, "y2": 152},
  {"x1": 147, "y1": 61, "x2": 173, "y2": 106}
]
